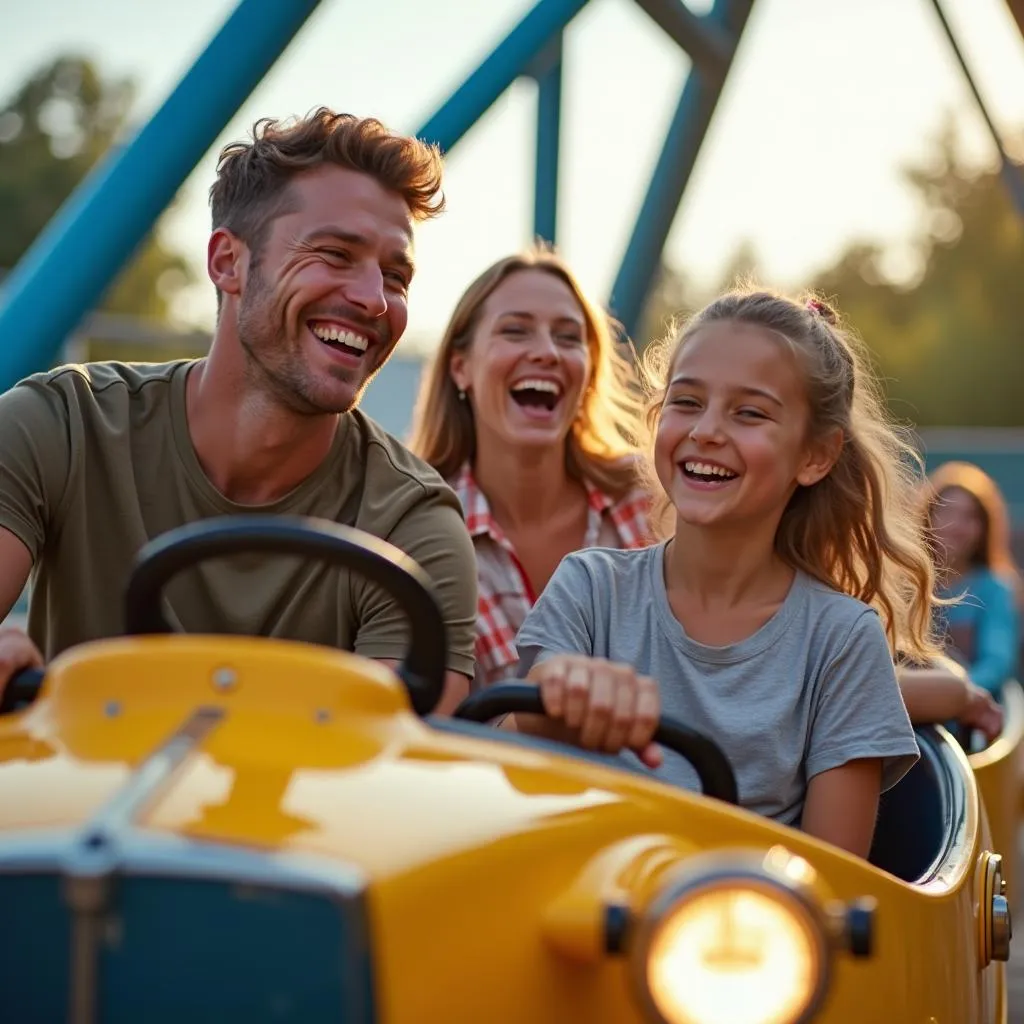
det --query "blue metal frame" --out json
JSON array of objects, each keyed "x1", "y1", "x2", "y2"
[
  {"x1": 415, "y1": 0, "x2": 588, "y2": 154},
  {"x1": 532, "y1": 38, "x2": 564, "y2": 244},
  {"x1": 610, "y1": 0, "x2": 755, "y2": 339},
  {"x1": 0, "y1": 0, "x2": 324, "y2": 391},
  {"x1": 927, "y1": 0, "x2": 1024, "y2": 218},
  {"x1": 2, "y1": 0, "x2": 1020, "y2": 392}
]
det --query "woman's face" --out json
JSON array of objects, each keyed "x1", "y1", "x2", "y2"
[
  {"x1": 931, "y1": 486, "x2": 986, "y2": 568},
  {"x1": 449, "y1": 268, "x2": 592, "y2": 455}
]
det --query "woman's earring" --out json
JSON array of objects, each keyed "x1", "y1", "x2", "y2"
[{"x1": 458, "y1": 388, "x2": 467, "y2": 402}]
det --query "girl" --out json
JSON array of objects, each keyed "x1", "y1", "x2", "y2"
[
  {"x1": 925, "y1": 461, "x2": 1021, "y2": 695},
  {"x1": 512, "y1": 289, "x2": 932, "y2": 859},
  {"x1": 408, "y1": 247, "x2": 653, "y2": 691}
]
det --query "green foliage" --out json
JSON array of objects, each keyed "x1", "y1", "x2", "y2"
[
  {"x1": 639, "y1": 117, "x2": 1024, "y2": 427},
  {"x1": 812, "y1": 120, "x2": 1024, "y2": 427},
  {"x1": 0, "y1": 54, "x2": 192, "y2": 320}
]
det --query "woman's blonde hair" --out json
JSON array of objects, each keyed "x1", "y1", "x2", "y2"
[
  {"x1": 640, "y1": 286, "x2": 940, "y2": 662},
  {"x1": 408, "y1": 245, "x2": 645, "y2": 497},
  {"x1": 925, "y1": 461, "x2": 1021, "y2": 590}
]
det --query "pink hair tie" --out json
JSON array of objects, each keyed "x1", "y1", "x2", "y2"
[{"x1": 805, "y1": 298, "x2": 837, "y2": 324}]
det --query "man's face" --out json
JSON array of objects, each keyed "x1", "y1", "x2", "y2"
[{"x1": 233, "y1": 164, "x2": 415, "y2": 415}]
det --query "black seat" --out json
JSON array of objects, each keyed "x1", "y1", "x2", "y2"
[{"x1": 867, "y1": 726, "x2": 962, "y2": 883}]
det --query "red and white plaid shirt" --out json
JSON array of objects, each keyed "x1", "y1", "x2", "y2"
[{"x1": 450, "y1": 464, "x2": 654, "y2": 690}]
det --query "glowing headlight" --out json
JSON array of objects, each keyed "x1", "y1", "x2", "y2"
[{"x1": 632, "y1": 869, "x2": 829, "y2": 1024}]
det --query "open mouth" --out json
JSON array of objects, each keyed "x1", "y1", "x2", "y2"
[
  {"x1": 309, "y1": 321, "x2": 370, "y2": 359},
  {"x1": 680, "y1": 460, "x2": 739, "y2": 483},
  {"x1": 509, "y1": 378, "x2": 563, "y2": 414}
]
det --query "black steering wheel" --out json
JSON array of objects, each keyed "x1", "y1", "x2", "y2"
[
  {"x1": 2, "y1": 515, "x2": 449, "y2": 717},
  {"x1": 453, "y1": 682, "x2": 739, "y2": 804}
]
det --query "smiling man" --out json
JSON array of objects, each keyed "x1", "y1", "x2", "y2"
[{"x1": 0, "y1": 109, "x2": 477, "y2": 710}]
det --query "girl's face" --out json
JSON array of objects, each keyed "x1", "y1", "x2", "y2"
[
  {"x1": 654, "y1": 321, "x2": 838, "y2": 531},
  {"x1": 449, "y1": 269, "x2": 591, "y2": 455},
  {"x1": 931, "y1": 486, "x2": 985, "y2": 569}
]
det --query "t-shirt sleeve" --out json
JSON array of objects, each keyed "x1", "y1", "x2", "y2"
[
  {"x1": 0, "y1": 380, "x2": 72, "y2": 561},
  {"x1": 806, "y1": 610, "x2": 920, "y2": 792},
  {"x1": 514, "y1": 554, "x2": 598, "y2": 675},
  {"x1": 350, "y1": 489, "x2": 478, "y2": 679},
  {"x1": 968, "y1": 574, "x2": 1019, "y2": 694}
]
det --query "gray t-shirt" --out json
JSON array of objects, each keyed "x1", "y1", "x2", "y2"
[{"x1": 515, "y1": 543, "x2": 920, "y2": 827}]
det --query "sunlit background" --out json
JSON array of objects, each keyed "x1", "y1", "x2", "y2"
[
  {"x1": 2, "y1": 0, "x2": 1024, "y2": 568},
  {"x1": 3, "y1": 1, "x2": 1024, "y2": 1005}
]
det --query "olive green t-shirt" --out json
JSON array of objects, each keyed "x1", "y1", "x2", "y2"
[{"x1": 0, "y1": 359, "x2": 477, "y2": 677}]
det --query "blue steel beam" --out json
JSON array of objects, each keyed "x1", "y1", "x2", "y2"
[
  {"x1": 609, "y1": 0, "x2": 755, "y2": 341},
  {"x1": 927, "y1": 0, "x2": 1024, "y2": 217},
  {"x1": 0, "y1": 0, "x2": 324, "y2": 393},
  {"x1": 416, "y1": 0, "x2": 589, "y2": 154},
  {"x1": 532, "y1": 38, "x2": 563, "y2": 244},
  {"x1": 633, "y1": 0, "x2": 734, "y2": 77}
]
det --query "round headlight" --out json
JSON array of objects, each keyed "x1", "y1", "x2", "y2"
[{"x1": 633, "y1": 871, "x2": 829, "y2": 1024}]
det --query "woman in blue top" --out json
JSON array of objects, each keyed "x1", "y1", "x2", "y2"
[{"x1": 926, "y1": 461, "x2": 1021, "y2": 695}]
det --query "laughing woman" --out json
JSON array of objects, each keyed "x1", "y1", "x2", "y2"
[{"x1": 408, "y1": 247, "x2": 654, "y2": 690}]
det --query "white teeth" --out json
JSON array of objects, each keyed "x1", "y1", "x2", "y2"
[
  {"x1": 310, "y1": 324, "x2": 369, "y2": 352},
  {"x1": 510, "y1": 378, "x2": 562, "y2": 395},
  {"x1": 684, "y1": 461, "x2": 737, "y2": 478}
]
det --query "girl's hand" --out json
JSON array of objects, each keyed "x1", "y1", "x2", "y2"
[
  {"x1": 960, "y1": 683, "x2": 1003, "y2": 743},
  {"x1": 527, "y1": 654, "x2": 662, "y2": 768}
]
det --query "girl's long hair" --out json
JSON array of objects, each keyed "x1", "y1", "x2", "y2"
[{"x1": 640, "y1": 287, "x2": 940, "y2": 662}]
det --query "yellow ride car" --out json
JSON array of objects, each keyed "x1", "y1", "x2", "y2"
[
  {"x1": 0, "y1": 516, "x2": 1014, "y2": 1023},
  {"x1": 970, "y1": 679, "x2": 1024, "y2": 906}
]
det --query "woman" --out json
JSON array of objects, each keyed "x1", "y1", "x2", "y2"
[
  {"x1": 925, "y1": 461, "x2": 1021, "y2": 696},
  {"x1": 408, "y1": 247, "x2": 654, "y2": 690}
]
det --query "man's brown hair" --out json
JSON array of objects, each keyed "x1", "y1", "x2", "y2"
[{"x1": 209, "y1": 107, "x2": 446, "y2": 257}]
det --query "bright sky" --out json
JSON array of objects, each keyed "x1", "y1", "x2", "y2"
[{"x1": 3, "y1": 0, "x2": 1024, "y2": 354}]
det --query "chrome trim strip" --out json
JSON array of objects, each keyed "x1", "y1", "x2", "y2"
[
  {"x1": 0, "y1": 695, "x2": 379, "y2": 1024},
  {"x1": 0, "y1": 829, "x2": 375, "y2": 1024},
  {"x1": 61, "y1": 705, "x2": 225, "y2": 1024},
  {"x1": 80, "y1": 705, "x2": 225, "y2": 847},
  {"x1": 0, "y1": 828, "x2": 366, "y2": 895}
]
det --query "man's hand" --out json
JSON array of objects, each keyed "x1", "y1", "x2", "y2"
[
  {"x1": 526, "y1": 654, "x2": 663, "y2": 768},
  {"x1": 960, "y1": 683, "x2": 1003, "y2": 743},
  {"x1": 0, "y1": 627, "x2": 43, "y2": 699}
]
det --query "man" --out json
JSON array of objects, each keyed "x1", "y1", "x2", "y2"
[{"x1": 0, "y1": 108, "x2": 477, "y2": 711}]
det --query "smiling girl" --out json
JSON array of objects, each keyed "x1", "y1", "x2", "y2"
[
  {"x1": 512, "y1": 289, "x2": 933, "y2": 858},
  {"x1": 925, "y1": 461, "x2": 1021, "y2": 696},
  {"x1": 408, "y1": 248, "x2": 654, "y2": 691}
]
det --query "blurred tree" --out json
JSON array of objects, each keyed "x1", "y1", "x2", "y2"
[
  {"x1": 636, "y1": 240, "x2": 763, "y2": 355},
  {"x1": 636, "y1": 262, "x2": 699, "y2": 353},
  {"x1": 636, "y1": 119, "x2": 1024, "y2": 426},
  {"x1": 813, "y1": 118, "x2": 1024, "y2": 427},
  {"x1": 0, "y1": 54, "x2": 192, "y2": 320}
]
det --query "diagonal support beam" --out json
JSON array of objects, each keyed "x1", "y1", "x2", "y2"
[
  {"x1": 1003, "y1": 0, "x2": 1024, "y2": 37},
  {"x1": 416, "y1": 0, "x2": 589, "y2": 154},
  {"x1": 0, "y1": 0, "x2": 325, "y2": 393},
  {"x1": 531, "y1": 37, "x2": 564, "y2": 244},
  {"x1": 609, "y1": 0, "x2": 755, "y2": 341},
  {"x1": 927, "y1": 0, "x2": 1024, "y2": 217},
  {"x1": 633, "y1": 0, "x2": 735, "y2": 77}
]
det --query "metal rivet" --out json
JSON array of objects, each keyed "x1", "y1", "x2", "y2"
[
  {"x1": 603, "y1": 903, "x2": 632, "y2": 955},
  {"x1": 212, "y1": 667, "x2": 237, "y2": 691},
  {"x1": 104, "y1": 701, "x2": 121, "y2": 717}
]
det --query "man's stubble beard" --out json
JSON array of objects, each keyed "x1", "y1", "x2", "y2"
[{"x1": 236, "y1": 261, "x2": 361, "y2": 417}]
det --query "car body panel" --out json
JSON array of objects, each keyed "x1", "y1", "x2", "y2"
[{"x1": 0, "y1": 635, "x2": 1012, "y2": 1022}]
